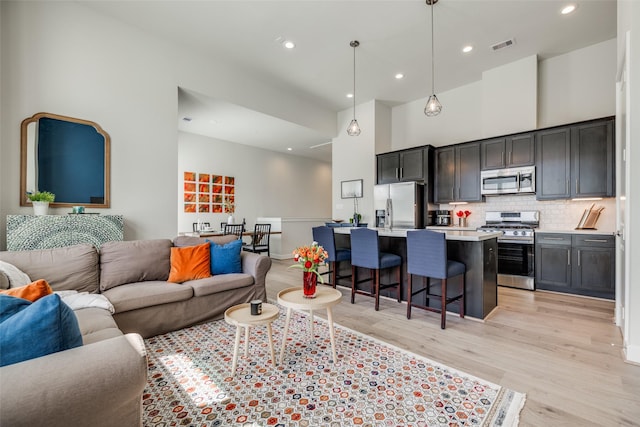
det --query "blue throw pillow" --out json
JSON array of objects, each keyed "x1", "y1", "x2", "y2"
[
  {"x1": 206, "y1": 239, "x2": 243, "y2": 275},
  {"x1": 0, "y1": 294, "x2": 83, "y2": 367}
]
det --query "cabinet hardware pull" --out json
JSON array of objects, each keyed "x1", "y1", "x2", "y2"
[
  {"x1": 576, "y1": 179, "x2": 579, "y2": 194},
  {"x1": 567, "y1": 249, "x2": 571, "y2": 265},
  {"x1": 584, "y1": 239, "x2": 608, "y2": 243},
  {"x1": 502, "y1": 152, "x2": 505, "y2": 166},
  {"x1": 509, "y1": 151, "x2": 512, "y2": 164},
  {"x1": 451, "y1": 188, "x2": 454, "y2": 200},
  {"x1": 400, "y1": 167, "x2": 403, "y2": 179},
  {"x1": 578, "y1": 250, "x2": 581, "y2": 266},
  {"x1": 544, "y1": 237, "x2": 564, "y2": 240},
  {"x1": 566, "y1": 179, "x2": 569, "y2": 194},
  {"x1": 395, "y1": 168, "x2": 399, "y2": 180}
]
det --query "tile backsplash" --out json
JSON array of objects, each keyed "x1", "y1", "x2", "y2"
[{"x1": 438, "y1": 195, "x2": 616, "y2": 232}]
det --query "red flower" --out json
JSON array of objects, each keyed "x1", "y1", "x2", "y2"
[
  {"x1": 304, "y1": 261, "x2": 312, "y2": 269},
  {"x1": 464, "y1": 210, "x2": 471, "y2": 217},
  {"x1": 456, "y1": 211, "x2": 464, "y2": 218}
]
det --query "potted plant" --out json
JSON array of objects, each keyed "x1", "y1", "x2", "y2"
[{"x1": 27, "y1": 191, "x2": 55, "y2": 216}]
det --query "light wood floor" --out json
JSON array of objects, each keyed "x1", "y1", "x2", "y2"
[{"x1": 265, "y1": 260, "x2": 639, "y2": 427}]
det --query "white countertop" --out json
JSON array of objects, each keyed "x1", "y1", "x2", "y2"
[
  {"x1": 536, "y1": 229, "x2": 616, "y2": 236},
  {"x1": 333, "y1": 227, "x2": 501, "y2": 241}
]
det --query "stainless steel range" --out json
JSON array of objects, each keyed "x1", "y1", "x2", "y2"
[{"x1": 477, "y1": 211, "x2": 539, "y2": 290}]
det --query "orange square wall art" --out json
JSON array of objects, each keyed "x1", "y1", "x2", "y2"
[{"x1": 183, "y1": 171, "x2": 235, "y2": 214}]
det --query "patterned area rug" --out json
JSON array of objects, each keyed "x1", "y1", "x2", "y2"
[{"x1": 143, "y1": 309, "x2": 525, "y2": 426}]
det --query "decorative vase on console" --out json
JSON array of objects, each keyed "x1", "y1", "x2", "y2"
[
  {"x1": 227, "y1": 215, "x2": 235, "y2": 224},
  {"x1": 27, "y1": 191, "x2": 55, "y2": 216}
]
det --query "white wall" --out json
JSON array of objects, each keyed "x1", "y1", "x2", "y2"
[
  {"x1": 0, "y1": 1, "x2": 337, "y2": 248},
  {"x1": 482, "y1": 55, "x2": 538, "y2": 137},
  {"x1": 332, "y1": 100, "x2": 378, "y2": 224},
  {"x1": 177, "y1": 132, "x2": 331, "y2": 233},
  {"x1": 617, "y1": 0, "x2": 640, "y2": 364},
  {"x1": 539, "y1": 39, "x2": 617, "y2": 128},
  {"x1": 391, "y1": 40, "x2": 616, "y2": 151}
]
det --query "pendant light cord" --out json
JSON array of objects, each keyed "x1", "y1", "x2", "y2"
[
  {"x1": 430, "y1": 1, "x2": 435, "y2": 95},
  {"x1": 352, "y1": 41, "x2": 357, "y2": 119}
]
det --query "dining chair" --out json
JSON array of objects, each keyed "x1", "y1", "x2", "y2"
[
  {"x1": 312, "y1": 226, "x2": 351, "y2": 288},
  {"x1": 223, "y1": 224, "x2": 244, "y2": 239},
  {"x1": 243, "y1": 223, "x2": 271, "y2": 256},
  {"x1": 350, "y1": 228, "x2": 402, "y2": 311},
  {"x1": 192, "y1": 222, "x2": 210, "y2": 232},
  {"x1": 406, "y1": 229, "x2": 465, "y2": 329}
]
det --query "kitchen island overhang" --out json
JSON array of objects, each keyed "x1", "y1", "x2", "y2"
[{"x1": 332, "y1": 227, "x2": 501, "y2": 320}]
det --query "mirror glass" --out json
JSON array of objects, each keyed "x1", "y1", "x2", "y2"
[{"x1": 20, "y1": 112, "x2": 110, "y2": 208}]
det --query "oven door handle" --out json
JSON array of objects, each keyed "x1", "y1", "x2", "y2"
[{"x1": 497, "y1": 238, "x2": 534, "y2": 244}]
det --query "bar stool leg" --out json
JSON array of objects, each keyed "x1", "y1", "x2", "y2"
[
  {"x1": 407, "y1": 273, "x2": 413, "y2": 319},
  {"x1": 351, "y1": 265, "x2": 356, "y2": 304},
  {"x1": 460, "y1": 275, "x2": 465, "y2": 319},
  {"x1": 331, "y1": 261, "x2": 337, "y2": 288},
  {"x1": 374, "y1": 269, "x2": 380, "y2": 311},
  {"x1": 441, "y1": 278, "x2": 447, "y2": 329},
  {"x1": 396, "y1": 265, "x2": 402, "y2": 302}
]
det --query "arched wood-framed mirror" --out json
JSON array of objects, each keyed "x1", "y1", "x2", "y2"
[{"x1": 20, "y1": 112, "x2": 111, "y2": 208}]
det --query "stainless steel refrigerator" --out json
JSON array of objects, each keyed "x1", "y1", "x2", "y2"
[{"x1": 374, "y1": 182, "x2": 424, "y2": 229}]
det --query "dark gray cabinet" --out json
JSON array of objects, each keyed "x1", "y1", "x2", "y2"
[
  {"x1": 434, "y1": 143, "x2": 481, "y2": 203},
  {"x1": 535, "y1": 233, "x2": 614, "y2": 299},
  {"x1": 536, "y1": 118, "x2": 614, "y2": 200},
  {"x1": 481, "y1": 133, "x2": 535, "y2": 170},
  {"x1": 571, "y1": 120, "x2": 615, "y2": 198},
  {"x1": 377, "y1": 148, "x2": 425, "y2": 184}
]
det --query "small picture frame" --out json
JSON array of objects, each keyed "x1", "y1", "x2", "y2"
[{"x1": 341, "y1": 179, "x2": 363, "y2": 199}]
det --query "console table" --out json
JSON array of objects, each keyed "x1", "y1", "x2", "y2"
[{"x1": 6, "y1": 215, "x2": 124, "y2": 251}]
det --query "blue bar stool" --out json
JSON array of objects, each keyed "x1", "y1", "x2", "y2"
[
  {"x1": 312, "y1": 226, "x2": 352, "y2": 288},
  {"x1": 350, "y1": 228, "x2": 402, "y2": 311},
  {"x1": 406, "y1": 229, "x2": 465, "y2": 329}
]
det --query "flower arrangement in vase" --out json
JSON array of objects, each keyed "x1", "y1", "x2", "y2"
[
  {"x1": 455, "y1": 210, "x2": 471, "y2": 227},
  {"x1": 290, "y1": 242, "x2": 328, "y2": 298}
]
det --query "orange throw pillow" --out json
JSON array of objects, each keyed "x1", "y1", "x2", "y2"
[
  {"x1": 0, "y1": 279, "x2": 53, "y2": 302},
  {"x1": 167, "y1": 242, "x2": 212, "y2": 283}
]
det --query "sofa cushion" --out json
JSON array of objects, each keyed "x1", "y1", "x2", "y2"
[
  {"x1": 167, "y1": 243, "x2": 211, "y2": 283},
  {"x1": 0, "y1": 279, "x2": 52, "y2": 302},
  {"x1": 207, "y1": 239, "x2": 243, "y2": 275},
  {"x1": 0, "y1": 294, "x2": 83, "y2": 367},
  {"x1": 102, "y1": 281, "x2": 194, "y2": 313},
  {"x1": 186, "y1": 273, "x2": 255, "y2": 297},
  {"x1": 0, "y1": 244, "x2": 99, "y2": 293},
  {"x1": 73, "y1": 307, "x2": 123, "y2": 345},
  {"x1": 100, "y1": 239, "x2": 172, "y2": 291}
]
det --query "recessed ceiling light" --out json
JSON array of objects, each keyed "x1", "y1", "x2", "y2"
[
  {"x1": 561, "y1": 4, "x2": 576, "y2": 14},
  {"x1": 395, "y1": 73, "x2": 404, "y2": 79},
  {"x1": 462, "y1": 45, "x2": 473, "y2": 53},
  {"x1": 346, "y1": 93, "x2": 354, "y2": 98},
  {"x1": 283, "y1": 41, "x2": 295, "y2": 49},
  {"x1": 287, "y1": 147, "x2": 293, "y2": 151}
]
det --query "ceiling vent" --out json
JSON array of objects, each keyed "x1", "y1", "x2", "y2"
[{"x1": 491, "y1": 38, "x2": 516, "y2": 51}]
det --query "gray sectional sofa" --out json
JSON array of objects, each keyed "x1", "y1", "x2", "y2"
[{"x1": 0, "y1": 234, "x2": 272, "y2": 427}]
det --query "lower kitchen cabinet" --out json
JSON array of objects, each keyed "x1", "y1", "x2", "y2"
[{"x1": 535, "y1": 233, "x2": 614, "y2": 299}]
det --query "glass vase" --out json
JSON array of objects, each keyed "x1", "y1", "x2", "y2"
[{"x1": 303, "y1": 271, "x2": 317, "y2": 298}]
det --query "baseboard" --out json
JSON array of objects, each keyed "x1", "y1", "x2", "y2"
[{"x1": 623, "y1": 343, "x2": 640, "y2": 365}]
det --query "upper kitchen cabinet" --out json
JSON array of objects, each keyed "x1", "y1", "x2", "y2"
[
  {"x1": 481, "y1": 133, "x2": 535, "y2": 170},
  {"x1": 435, "y1": 142, "x2": 482, "y2": 203},
  {"x1": 571, "y1": 119, "x2": 614, "y2": 198},
  {"x1": 377, "y1": 147, "x2": 428, "y2": 184},
  {"x1": 535, "y1": 126, "x2": 571, "y2": 199},
  {"x1": 536, "y1": 118, "x2": 614, "y2": 200}
]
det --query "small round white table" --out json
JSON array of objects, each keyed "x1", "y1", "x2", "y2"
[
  {"x1": 277, "y1": 287, "x2": 342, "y2": 364},
  {"x1": 224, "y1": 302, "x2": 279, "y2": 374}
]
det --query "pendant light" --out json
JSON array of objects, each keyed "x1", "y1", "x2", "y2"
[
  {"x1": 424, "y1": 0, "x2": 442, "y2": 117},
  {"x1": 347, "y1": 40, "x2": 361, "y2": 136}
]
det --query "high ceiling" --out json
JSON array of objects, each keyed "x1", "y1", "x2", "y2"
[{"x1": 83, "y1": 0, "x2": 617, "y2": 162}]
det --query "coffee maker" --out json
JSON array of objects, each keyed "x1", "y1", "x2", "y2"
[
  {"x1": 435, "y1": 210, "x2": 452, "y2": 226},
  {"x1": 375, "y1": 209, "x2": 386, "y2": 228}
]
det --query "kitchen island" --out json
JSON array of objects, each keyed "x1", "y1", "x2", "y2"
[{"x1": 333, "y1": 227, "x2": 501, "y2": 320}]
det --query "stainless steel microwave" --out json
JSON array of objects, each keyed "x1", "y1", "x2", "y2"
[{"x1": 480, "y1": 166, "x2": 535, "y2": 195}]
